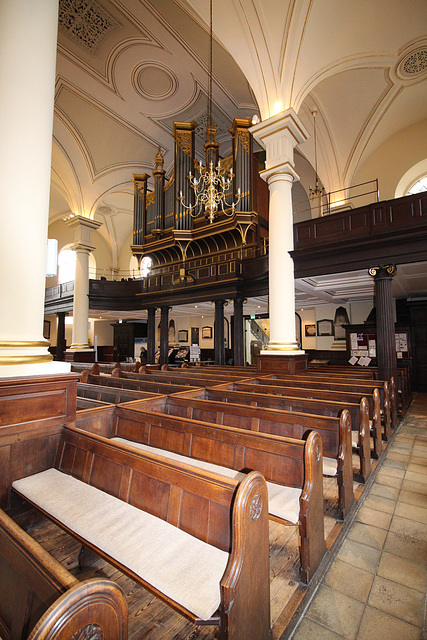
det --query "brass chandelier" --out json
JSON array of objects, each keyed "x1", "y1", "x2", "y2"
[{"x1": 178, "y1": 0, "x2": 241, "y2": 223}]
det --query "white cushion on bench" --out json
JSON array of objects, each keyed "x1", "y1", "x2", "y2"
[
  {"x1": 112, "y1": 437, "x2": 301, "y2": 525},
  {"x1": 352, "y1": 430, "x2": 359, "y2": 448},
  {"x1": 323, "y1": 457, "x2": 337, "y2": 476},
  {"x1": 12, "y1": 468, "x2": 228, "y2": 621}
]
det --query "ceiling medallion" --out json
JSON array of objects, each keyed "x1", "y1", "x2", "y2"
[
  {"x1": 397, "y1": 47, "x2": 427, "y2": 80},
  {"x1": 58, "y1": 0, "x2": 120, "y2": 55},
  {"x1": 133, "y1": 63, "x2": 177, "y2": 101}
]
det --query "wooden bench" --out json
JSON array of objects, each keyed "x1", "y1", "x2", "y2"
[
  {"x1": 250, "y1": 375, "x2": 393, "y2": 440},
  {"x1": 77, "y1": 381, "x2": 163, "y2": 405},
  {"x1": 73, "y1": 404, "x2": 326, "y2": 582},
  {"x1": 119, "y1": 395, "x2": 353, "y2": 519},
  {"x1": 211, "y1": 381, "x2": 383, "y2": 459},
  {"x1": 79, "y1": 371, "x2": 197, "y2": 395},
  {"x1": 12, "y1": 425, "x2": 271, "y2": 640},
  {"x1": 115, "y1": 369, "x2": 252, "y2": 387},
  {"x1": 166, "y1": 385, "x2": 373, "y2": 483},
  {"x1": 279, "y1": 372, "x2": 397, "y2": 431},
  {"x1": 308, "y1": 363, "x2": 411, "y2": 414},
  {"x1": 0, "y1": 508, "x2": 127, "y2": 640}
]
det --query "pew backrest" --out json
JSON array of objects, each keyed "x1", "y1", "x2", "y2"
[{"x1": 0, "y1": 508, "x2": 127, "y2": 640}]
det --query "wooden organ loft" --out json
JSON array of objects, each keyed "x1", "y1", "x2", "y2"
[{"x1": 131, "y1": 118, "x2": 269, "y2": 284}]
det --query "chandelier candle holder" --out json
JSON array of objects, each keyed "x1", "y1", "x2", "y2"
[
  {"x1": 177, "y1": 0, "x2": 241, "y2": 224},
  {"x1": 178, "y1": 156, "x2": 241, "y2": 223}
]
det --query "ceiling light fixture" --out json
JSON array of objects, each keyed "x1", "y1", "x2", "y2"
[
  {"x1": 178, "y1": 0, "x2": 241, "y2": 223},
  {"x1": 309, "y1": 110, "x2": 326, "y2": 214}
]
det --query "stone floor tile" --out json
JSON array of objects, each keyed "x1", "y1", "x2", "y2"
[
  {"x1": 383, "y1": 530, "x2": 427, "y2": 565},
  {"x1": 378, "y1": 465, "x2": 405, "y2": 479},
  {"x1": 377, "y1": 550, "x2": 427, "y2": 592},
  {"x1": 390, "y1": 514, "x2": 427, "y2": 540},
  {"x1": 389, "y1": 449, "x2": 412, "y2": 460},
  {"x1": 356, "y1": 605, "x2": 421, "y2": 640},
  {"x1": 402, "y1": 479, "x2": 427, "y2": 495},
  {"x1": 374, "y1": 472, "x2": 403, "y2": 489},
  {"x1": 323, "y1": 559, "x2": 374, "y2": 602},
  {"x1": 355, "y1": 505, "x2": 392, "y2": 530},
  {"x1": 336, "y1": 538, "x2": 382, "y2": 574},
  {"x1": 347, "y1": 522, "x2": 387, "y2": 550},
  {"x1": 398, "y1": 489, "x2": 427, "y2": 509},
  {"x1": 367, "y1": 575, "x2": 425, "y2": 627},
  {"x1": 363, "y1": 493, "x2": 395, "y2": 514},
  {"x1": 382, "y1": 459, "x2": 407, "y2": 471},
  {"x1": 306, "y1": 585, "x2": 364, "y2": 640},
  {"x1": 407, "y1": 462, "x2": 427, "y2": 475},
  {"x1": 411, "y1": 455, "x2": 427, "y2": 467},
  {"x1": 292, "y1": 617, "x2": 346, "y2": 640},
  {"x1": 394, "y1": 501, "x2": 427, "y2": 524}
]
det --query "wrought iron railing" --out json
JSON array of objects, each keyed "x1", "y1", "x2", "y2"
[{"x1": 293, "y1": 179, "x2": 379, "y2": 219}]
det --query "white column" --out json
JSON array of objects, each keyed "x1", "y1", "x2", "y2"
[
  {"x1": 250, "y1": 110, "x2": 308, "y2": 355},
  {"x1": 66, "y1": 216, "x2": 102, "y2": 352},
  {"x1": 0, "y1": 0, "x2": 69, "y2": 376}
]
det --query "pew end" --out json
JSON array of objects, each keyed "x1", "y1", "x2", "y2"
[
  {"x1": 299, "y1": 430, "x2": 326, "y2": 584},
  {"x1": 219, "y1": 471, "x2": 271, "y2": 640},
  {"x1": 0, "y1": 508, "x2": 127, "y2": 640}
]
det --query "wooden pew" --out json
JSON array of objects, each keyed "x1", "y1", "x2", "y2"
[
  {"x1": 0, "y1": 508, "x2": 127, "y2": 640},
  {"x1": 308, "y1": 363, "x2": 411, "y2": 414},
  {"x1": 77, "y1": 381, "x2": 164, "y2": 405},
  {"x1": 12, "y1": 425, "x2": 271, "y2": 640},
  {"x1": 249, "y1": 375, "x2": 393, "y2": 441},
  {"x1": 116, "y1": 369, "x2": 252, "y2": 386},
  {"x1": 79, "y1": 371, "x2": 198, "y2": 395},
  {"x1": 167, "y1": 385, "x2": 373, "y2": 483},
  {"x1": 95, "y1": 390, "x2": 353, "y2": 521},
  {"x1": 208, "y1": 381, "x2": 383, "y2": 462},
  {"x1": 279, "y1": 372, "x2": 397, "y2": 431},
  {"x1": 73, "y1": 404, "x2": 326, "y2": 583}
]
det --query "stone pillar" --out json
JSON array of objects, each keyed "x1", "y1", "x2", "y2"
[
  {"x1": 214, "y1": 300, "x2": 225, "y2": 365},
  {"x1": 369, "y1": 265, "x2": 398, "y2": 381},
  {"x1": 250, "y1": 110, "x2": 308, "y2": 374},
  {"x1": 159, "y1": 306, "x2": 170, "y2": 366},
  {"x1": 56, "y1": 312, "x2": 67, "y2": 361},
  {"x1": 147, "y1": 307, "x2": 156, "y2": 364},
  {"x1": 0, "y1": 0, "x2": 70, "y2": 376},
  {"x1": 233, "y1": 298, "x2": 245, "y2": 366},
  {"x1": 66, "y1": 216, "x2": 101, "y2": 356}
]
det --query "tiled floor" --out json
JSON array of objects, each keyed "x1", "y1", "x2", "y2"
[{"x1": 289, "y1": 393, "x2": 427, "y2": 640}]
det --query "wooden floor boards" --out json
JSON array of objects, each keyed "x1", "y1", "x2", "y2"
[{"x1": 22, "y1": 450, "x2": 373, "y2": 640}]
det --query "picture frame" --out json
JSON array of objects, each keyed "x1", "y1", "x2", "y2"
[
  {"x1": 202, "y1": 326, "x2": 212, "y2": 339},
  {"x1": 178, "y1": 329, "x2": 188, "y2": 343},
  {"x1": 43, "y1": 320, "x2": 51, "y2": 340},
  {"x1": 304, "y1": 323, "x2": 316, "y2": 337},
  {"x1": 316, "y1": 319, "x2": 334, "y2": 336}
]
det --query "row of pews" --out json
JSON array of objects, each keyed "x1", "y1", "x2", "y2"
[{"x1": 1, "y1": 360, "x2": 411, "y2": 640}]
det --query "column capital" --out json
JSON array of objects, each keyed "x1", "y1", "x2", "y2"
[
  {"x1": 250, "y1": 108, "x2": 308, "y2": 170},
  {"x1": 368, "y1": 264, "x2": 397, "y2": 279},
  {"x1": 66, "y1": 215, "x2": 102, "y2": 251},
  {"x1": 260, "y1": 162, "x2": 300, "y2": 185}
]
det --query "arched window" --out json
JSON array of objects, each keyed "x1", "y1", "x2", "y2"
[
  {"x1": 58, "y1": 248, "x2": 76, "y2": 284},
  {"x1": 406, "y1": 175, "x2": 427, "y2": 195}
]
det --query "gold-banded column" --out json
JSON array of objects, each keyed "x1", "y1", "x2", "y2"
[
  {"x1": 0, "y1": 0, "x2": 68, "y2": 376},
  {"x1": 250, "y1": 110, "x2": 308, "y2": 372},
  {"x1": 66, "y1": 216, "x2": 102, "y2": 354}
]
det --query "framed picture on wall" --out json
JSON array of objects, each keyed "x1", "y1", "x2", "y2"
[
  {"x1": 178, "y1": 330, "x2": 188, "y2": 343},
  {"x1": 43, "y1": 320, "x2": 50, "y2": 340},
  {"x1": 202, "y1": 326, "x2": 212, "y2": 339},
  {"x1": 305, "y1": 323, "x2": 316, "y2": 337},
  {"x1": 316, "y1": 319, "x2": 334, "y2": 336}
]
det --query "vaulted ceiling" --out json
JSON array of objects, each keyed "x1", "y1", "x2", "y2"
[{"x1": 50, "y1": 0, "x2": 427, "y2": 310}]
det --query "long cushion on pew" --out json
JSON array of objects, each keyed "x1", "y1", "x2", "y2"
[
  {"x1": 112, "y1": 437, "x2": 301, "y2": 524},
  {"x1": 13, "y1": 468, "x2": 229, "y2": 621}
]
